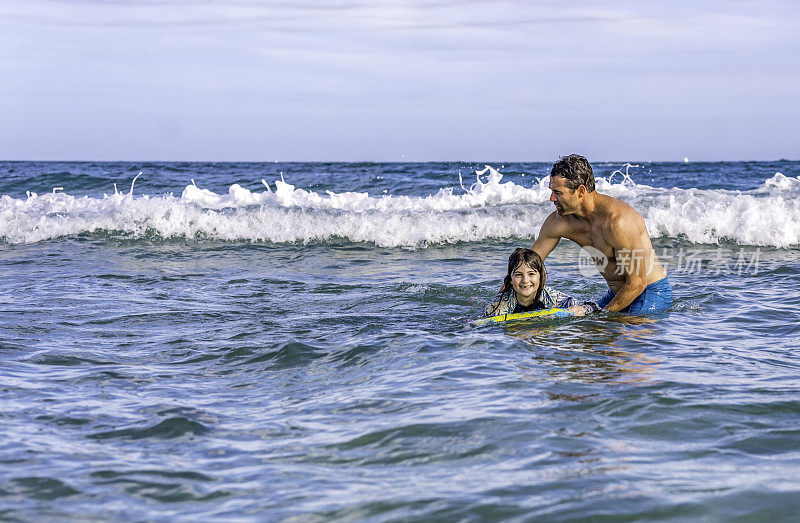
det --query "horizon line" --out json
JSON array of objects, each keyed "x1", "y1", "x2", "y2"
[{"x1": 2, "y1": 158, "x2": 798, "y2": 164}]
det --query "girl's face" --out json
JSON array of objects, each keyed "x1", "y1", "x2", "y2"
[{"x1": 511, "y1": 262, "x2": 540, "y2": 304}]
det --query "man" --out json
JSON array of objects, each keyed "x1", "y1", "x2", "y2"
[{"x1": 532, "y1": 154, "x2": 671, "y2": 313}]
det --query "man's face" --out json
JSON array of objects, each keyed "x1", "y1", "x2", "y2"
[{"x1": 548, "y1": 175, "x2": 579, "y2": 215}]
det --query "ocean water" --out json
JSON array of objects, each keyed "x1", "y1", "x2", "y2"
[{"x1": 1, "y1": 160, "x2": 799, "y2": 521}]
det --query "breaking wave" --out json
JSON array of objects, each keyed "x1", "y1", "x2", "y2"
[{"x1": 1, "y1": 167, "x2": 799, "y2": 248}]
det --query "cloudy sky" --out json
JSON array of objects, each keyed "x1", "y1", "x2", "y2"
[{"x1": 1, "y1": 0, "x2": 798, "y2": 161}]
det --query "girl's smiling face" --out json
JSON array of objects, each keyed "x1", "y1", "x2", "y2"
[{"x1": 511, "y1": 262, "x2": 540, "y2": 306}]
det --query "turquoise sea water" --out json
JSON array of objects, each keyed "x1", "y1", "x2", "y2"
[{"x1": 1, "y1": 161, "x2": 800, "y2": 520}]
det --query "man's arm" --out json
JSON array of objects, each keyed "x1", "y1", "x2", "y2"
[
  {"x1": 531, "y1": 212, "x2": 563, "y2": 261},
  {"x1": 602, "y1": 216, "x2": 649, "y2": 312}
]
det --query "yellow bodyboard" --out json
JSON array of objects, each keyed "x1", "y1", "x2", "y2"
[{"x1": 473, "y1": 308, "x2": 574, "y2": 326}]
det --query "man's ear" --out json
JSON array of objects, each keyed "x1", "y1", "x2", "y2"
[{"x1": 576, "y1": 185, "x2": 587, "y2": 197}]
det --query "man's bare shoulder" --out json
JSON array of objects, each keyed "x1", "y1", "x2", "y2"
[
  {"x1": 597, "y1": 194, "x2": 645, "y2": 224},
  {"x1": 596, "y1": 194, "x2": 647, "y2": 242}
]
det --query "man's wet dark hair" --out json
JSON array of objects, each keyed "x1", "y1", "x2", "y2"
[
  {"x1": 550, "y1": 154, "x2": 595, "y2": 193},
  {"x1": 502, "y1": 248, "x2": 546, "y2": 303}
]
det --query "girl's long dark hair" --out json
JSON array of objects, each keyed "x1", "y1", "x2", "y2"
[{"x1": 501, "y1": 248, "x2": 546, "y2": 303}]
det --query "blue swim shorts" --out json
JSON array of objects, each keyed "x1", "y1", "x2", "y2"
[{"x1": 597, "y1": 277, "x2": 672, "y2": 314}]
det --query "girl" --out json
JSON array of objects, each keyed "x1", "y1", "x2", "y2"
[{"x1": 481, "y1": 248, "x2": 597, "y2": 318}]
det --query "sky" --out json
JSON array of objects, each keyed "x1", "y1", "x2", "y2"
[{"x1": 1, "y1": 0, "x2": 798, "y2": 162}]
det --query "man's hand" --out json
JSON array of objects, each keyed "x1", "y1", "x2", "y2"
[{"x1": 567, "y1": 305, "x2": 586, "y2": 316}]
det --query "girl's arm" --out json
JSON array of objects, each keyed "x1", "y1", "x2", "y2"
[
  {"x1": 540, "y1": 286, "x2": 577, "y2": 309},
  {"x1": 545, "y1": 287, "x2": 599, "y2": 316}
]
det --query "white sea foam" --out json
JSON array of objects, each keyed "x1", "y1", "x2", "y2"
[
  {"x1": 755, "y1": 172, "x2": 800, "y2": 194},
  {"x1": 1, "y1": 168, "x2": 799, "y2": 248},
  {"x1": 180, "y1": 166, "x2": 546, "y2": 211}
]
